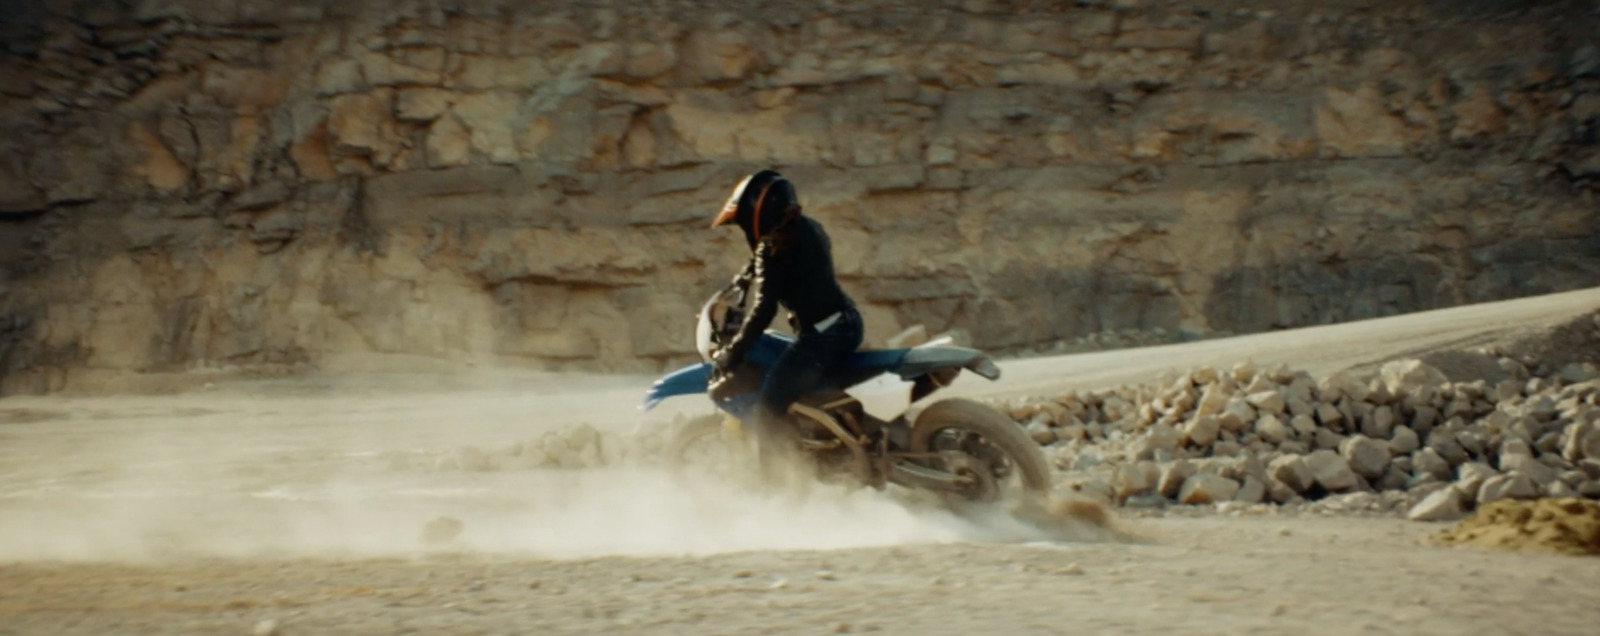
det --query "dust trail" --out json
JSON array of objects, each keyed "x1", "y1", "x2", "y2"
[
  {"x1": 0, "y1": 461, "x2": 1114, "y2": 562},
  {"x1": 0, "y1": 373, "x2": 1117, "y2": 563}
]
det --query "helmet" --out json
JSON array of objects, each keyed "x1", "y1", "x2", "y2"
[{"x1": 711, "y1": 169, "x2": 799, "y2": 247}]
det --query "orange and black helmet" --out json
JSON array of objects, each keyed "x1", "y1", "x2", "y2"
[{"x1": 711, "y1": 169, "x2": 799, "y2": 248}]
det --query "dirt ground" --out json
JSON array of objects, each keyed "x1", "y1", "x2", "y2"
[{"x1": 4, "y1": 287, "x2": 1600, "y2": 635}]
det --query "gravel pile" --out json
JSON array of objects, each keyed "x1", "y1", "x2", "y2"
[{"x1": 993, "y1": 355, "x2": 1600, "y2": 521}]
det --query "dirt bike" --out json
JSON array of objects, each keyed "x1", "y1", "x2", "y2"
[{"x1": 639, "y1": 284, "x2": 1050, "y2": 503}]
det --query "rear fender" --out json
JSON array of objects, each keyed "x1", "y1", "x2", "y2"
[{"x1": 895, "y1": 346, "x2": 1001, "y2": 381}]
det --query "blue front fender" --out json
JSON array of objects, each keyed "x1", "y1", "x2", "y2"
[
  {"x1": 638, "y1": 334, "x2": 796, "y2": 412},
  {"x1": 640, "y1": 361, "x2": 714, "y2": 411}
]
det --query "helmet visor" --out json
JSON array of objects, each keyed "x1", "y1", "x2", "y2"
[{"x1": 711, "y1": 174, "x2": 754, "y2": 228}]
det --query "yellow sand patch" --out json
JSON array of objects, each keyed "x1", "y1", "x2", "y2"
[{"x1": 1428, "y1": 498, "x2": 1600, "y2": 556}]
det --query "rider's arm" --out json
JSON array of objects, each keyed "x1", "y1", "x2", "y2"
[
  {"x1": 724, "y1": 242, "x2": 779, "y2": 364},
  {"x1": 731, "y1": 257, "x2": 756, "y2": 291}
]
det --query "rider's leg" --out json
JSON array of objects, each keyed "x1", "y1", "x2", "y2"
[
  {"x1": 749, "y1": 310, "x2": 865, "y2": 485},
  {"x1": 753, "y1": 308, "x2": 865, "y2": 427},
  {"x1": 748, "y1": 343, "x2": 821, "y2": 485}
]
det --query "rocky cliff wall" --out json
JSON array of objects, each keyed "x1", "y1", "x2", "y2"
[{"x1": 1, "y1": 0, "x2": 1598, "y2": 393}]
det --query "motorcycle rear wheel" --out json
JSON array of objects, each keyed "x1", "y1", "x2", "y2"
[{"x1": 909, "y1": 398, "x2": 1052, "y2": 503}]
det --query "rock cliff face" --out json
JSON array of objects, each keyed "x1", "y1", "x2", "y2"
[{"x1": 1, "y1": 0, "x2": 1598, "y2": 393}]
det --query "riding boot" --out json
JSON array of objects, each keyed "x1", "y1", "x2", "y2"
[{"x1": 749, "y1": 404, "x2": 802, "y2": 492}]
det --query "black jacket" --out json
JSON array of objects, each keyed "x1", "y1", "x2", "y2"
[{"x1": 725, "y1": 217, "x2": 856, "y2": 361}]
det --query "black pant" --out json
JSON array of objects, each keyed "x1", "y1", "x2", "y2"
[{"x1": 753, "y1": 306, "x2": 864, "y2": 429}]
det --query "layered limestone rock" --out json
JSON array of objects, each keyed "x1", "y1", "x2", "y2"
[{"x1": 2, "y1": 0, "x2": 1598, "y2": 392}]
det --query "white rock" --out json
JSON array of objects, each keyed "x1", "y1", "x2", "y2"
[
  {"x1": 1388, "y1": 426, "x2": 1420, "y2": 456},
  {"x1": 1336, "y1": 373, "x2": 1371, "y2": 403},
  {"x1": 1138, "y1": 424, "x2": 1181, "y2": 459},
  {"x1": 1501, "y1": 437, "x2": 1534, "y2": 458},
  {"x1": 1256, "y1": 414, "x2": 1289, "y2": 445},
  {"x1": 1527, "y1": 378, "x2": 1556, "y2": 398},
  {"x1": 1563, "y1": 422, "x2": 1600, "y2": 462},
  {"x1": 1548, "y1": 480, "x2": 1579, "y2": 498},
  {"x1": 1026, "y1": 419, "x2": 1057, "y2": 445},
  {"x1": 1381, "y1": 359, "x2": 1450, "y2": 396},
  {"x1": 1499, "y1": 453, "x2": 1559, "y2": 486},
  {"x1": 1055, "y1": 423, "x2": 1088, "y2": 442},
  {"x1": 1406, "y1": 487, "x2": 1464, "y2": 522},
  {"x1": 1266, "y1": 477, "x2": 1298, "y2": 503},
  {"x1": 1247, "y1": 390, "x2": 1286, "y2": 415},
  {"x1": 1493, "y1": 379, "x2": 1523, "y2": 402},
  {"x1": 1234, "y1": 476, "x2": 1267, "y2": 504},
  {"x1": 1340, "y1": 435, "x2": 1390, "y2": 480},
  {"x1": 1267, "y1": 455, "x2": 1315, "y2": 493},
  {"x1": 1478, "y1": 473, "x2": 1540, "y2": 503},
  {"x1": 1454, "y1": 462, "x2": 1498, "y2": 503},
  {"x1": 1159, "y1": 460, "x2": 1196, "y2": 498},
  {"x1": 1218, "y1": 397, "x2": 1258, "y2": 432},
  {"x1": 1366, "y1": 380, "x2": 1396, "y2": 405},
  {"x1": 1376, "y1": 465, "x2": 1410, "y2": 491},
  {"x1": 1559, "y1": 362, "x2": 1599, "y2": 384},
  {"x1": 1287, "y1": 376, "x2": 1316, "y2": 404},
  {"x1": 1222, "y1": 454, "x2": 1266, "y2": 484},
  {"x1": 1242, "y1": 375, "x2": 1275, "y2": 397},
  {"x1": 1313, "y1": 428, "x2": 1346, "y2": 451},
  {"x1": 1194, "y1": 385, "x2": 1230, "y2": 419},
  {"x1": 253, "y1": 620, "x2": 281, "y2": 636},
  {"x1": 1071, "y1": 452, "x2": 1102, "y2": 471},
  {"x1": 1361, "y1": 406, "x2": 1396, "y2": 439},
  {"x1": 1113, "y1": 463, "x2": 1152, "y2": 500},
  {"x1": 1184, "y1": 415, "x2": 1222, "y2": 447},
  {"x1": 1411, "y1": 406, "x2": 1440, "y2": 436},
  {"x1": 1426, "y1": 432, "x2": 1470, "y2": 467},
  {"x1": 1315, "y1": 402, "x2": 1343, "y2": 427},
  {"x1": 1305, "y1": 450, "x2": 1360, "y2": 491},
  {"x1": 1179, "y1": 473, "x2": 1242, "y2": 504},
  {"x1": 1286, "y1": 397, "x2": 1315, "y2": 418},
  {"x1": 1316, "y1": 375, "x2": 1344, "y2": 404},
  {"x1": 1460, "y1": 430, "x2": 1492, "y2": 457},
  {"x1": 1138, "y1": 460, "x2": 1161, "y2": 487},
  {"x1": 1290, "y1": 414, "x2": 1317, "y2": 437},
  {"x1": 1411, "y1": 447, "x2": 1452, "y2": 479},
  {"x1": 1066, "y1": 478, "x2": 1114, "y2": 503}
]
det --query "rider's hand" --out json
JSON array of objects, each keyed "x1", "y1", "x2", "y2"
[{"x1": 712, "y1": 346, "x2": 741, "y2": 373}]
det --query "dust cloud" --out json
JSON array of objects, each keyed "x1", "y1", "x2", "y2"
[{"x1": 0, "y1": 393, "x2": 1111, "y2": 563}]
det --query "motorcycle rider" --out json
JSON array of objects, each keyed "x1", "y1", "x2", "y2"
[{"x1": 709, "y1": 169, "x2": 865, "y2": 437}]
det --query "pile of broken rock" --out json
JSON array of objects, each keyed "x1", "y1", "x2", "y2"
[{"x1": 996, "y1": 357, "x2": 1600, "y2": 522}]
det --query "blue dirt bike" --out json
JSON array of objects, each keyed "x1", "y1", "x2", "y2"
[{"x1": 641, "y1": 285, "x2": 1050, "y2": 502}]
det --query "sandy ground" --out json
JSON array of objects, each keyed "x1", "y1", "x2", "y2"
[{"x1": 4, "y1": 287, "x2": 1600, "y2": 635}]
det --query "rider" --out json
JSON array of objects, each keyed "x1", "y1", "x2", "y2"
[{"x1": 709, "y1": 169, "x2": 865, "y2": 434}]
